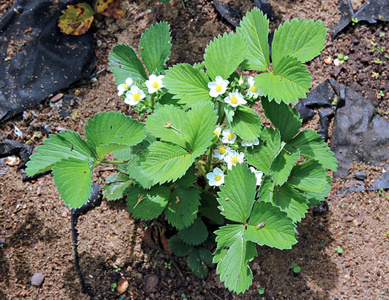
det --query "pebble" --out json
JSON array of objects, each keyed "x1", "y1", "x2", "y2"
[
  {"x1": 50, "y1": 93, "x2": 63, "y2": 103},
  {"x1": 31, "y1": 273, "x2": 45, "y2": 287},
  {"x1": 355, "y1": 171, "x2": 367, "y2": 180},
  {"x1": 144, "y1": 274, "x2": 159, "y2": 293},
  {"x1": 117, "y1": 278, "x2": 129, "y2": 294}
]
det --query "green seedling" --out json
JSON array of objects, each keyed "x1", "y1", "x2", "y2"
[
  {"x1": 337, "y1": 53, "x2": 348, "y2": 64},
  {"x1": 351, "y1": 17, "x2": 358, "y2": 25},
  {"x1": 335, "y1": 246, "x2": 343, "y2": 254},
  {"x1": 378, "y1": 90, "x2": 385, "y2": 98},
  {"x1": 374, "y1": 58, "x2": 383, "y2": 64},
  {"x1": 332, "y1": 97, "x2": 338, "y2": 106},
  {"x1": 258, "y1": 287, "x2": 266, "y2": 294},
  {"x1": 379, "y1": 32, "x2": 385, "y2": 37},
  {"x1": 290, "y1": 262, "x2": 301, "y2": 274},
  {"x1": 110, "y1": 283, "x2": 117, "y2": 292},
  {"x1": 164, "y1": 262, "x2": 171, "y2": 270}
]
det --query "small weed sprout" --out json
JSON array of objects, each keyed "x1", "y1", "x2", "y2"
[
  {"x1": 290, "y1": 262, "x2": 301, "y2": 274},
  {"x1": 351, "y1": 17, "x2": 358, "y2": 25},
  {"x1": 335, "y1": 246, "x2": 343, "y2": 254},
  {"x1": 258, "y1": 287, "x2": 266, "y2": 294}
]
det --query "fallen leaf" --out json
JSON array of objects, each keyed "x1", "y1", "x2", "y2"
[
  {"x1": 95, "y1": 0, "x2": 125, "y2": 19},
  {"x1": 58, "y1": 3, "x2": 95, "y2": 36}
]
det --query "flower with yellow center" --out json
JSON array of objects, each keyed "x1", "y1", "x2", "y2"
[
  {"x1": 221, "y1": 129, "x2": 236, "y2": 144},
  {"x1": 213, "y1": 126, "x2": 222, "y2": 137},
  {"x1": 241, "y1": 138, "x2": 259, "y2": 147},
  {"x1": 124, "y1": 85, "x2": 146, "y2": 106},
  {"x1": 117, "y1": 77, "x2": 133, "y2": 96},
  {"x1": 224, "y1": 150, "x2": 244, "y2": 170},
  {"x1": 224, "y1": 90, "x2": 246, "y2": 108},
  {"x1": 250, "y1": 167, "x2": 263, "y2": 186},
  {"x1": 206, "y1": 167, "x2": 225, "y2": 186},
  {"x1": 145, "y1": 74, "x2": 164, "y2": 94},
  {"x1": 208, "y1": 76, "x2": 229, "y2": 98},
  {"x1": 247, "y1": 76, "x2": 262, "y2": 99},
  {"x1": 214, "y1": 145, "x2": 231, "y2": 160}
]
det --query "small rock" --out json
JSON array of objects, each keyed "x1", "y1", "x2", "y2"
[
  {"x1": 313, "y1": 200, "x2": 329, "y2": 215},
  {"x1": 31, "y1": 273, "x2": 45, "y2": 287},
  {"x1": 117, "y1": 278, "x2": 129, "y2": 294},
  {"x1": 352, "y1": 219, "x2": 359, "y2": 227},
  {"x1": 324, "y1": 56, "x2": 333, "y2": 65},
  {"x1": 355, "y1": 171, "x2": 367, "y2": 180},
  {"x1": 0, "y1": 238, "x2": 5, "y2": 244},
  {"x1": 50, "y1": 93, "x2": 63, "y2": 103},
  {"x1": 144, "y1": 274, "x2": 159, "y2": 293},
  {"x1": 96, "y1": 39, "x2": 102, "y2": 47}
]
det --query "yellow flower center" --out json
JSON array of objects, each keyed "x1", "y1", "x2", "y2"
[
  {"x1": 250, "y1": 85, "x2": 258, "y2": 93},
  {"x1": 227, "y1": 133, "x2": 234, "y2": 140},
  {"x1": 230, "y1": 96, "x2": 238, "y2": 104},
  {"x1": 219, "y1": 146, "x2": 226, "y2": 154},
  {"x1": 231, "y1": 156, "x2": 238, "y2": 164},
  {"x1": 215, "y1": 174, "x2": 222, "y2": 181},
  {"x1": 216, "y1": 84, "x2": 223, "y2": 92},
  {"x1": 213, "y1": 129, "x2": 220, "y2": 136},
  {"x1": 133, "y1": 93, "x2": 141, "y2": 102},
  {"x1": 124, "y1": 83, "x2": 129, "y2": 89},
  {"x1": 152, "y1": 82, "x2": 160, "y2": 89}
]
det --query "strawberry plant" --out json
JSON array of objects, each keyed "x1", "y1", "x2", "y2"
[{"x1": 26, "y1": 8, "x2": 337, "y2": 294}]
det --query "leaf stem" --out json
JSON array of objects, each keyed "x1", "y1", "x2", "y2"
[
  {"x1": 100, "y1": 160, "x2": 126, "y2": 165},
  {"x1": 205, "y1": 147, "x2": 213, "y2": 173},
  {"x1": 195, "y1": 160, "x2": 207, "y2": 180}
]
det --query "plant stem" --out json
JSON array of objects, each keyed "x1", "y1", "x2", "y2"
[
  {"x1": 205, "y1": 147, "x2": 213, "y2": 173},
  {"x1": 100, "y1": 160, "x2": 126, "y2": 165},
  {"x1": 217, "y1": 101, "x2": 223, "y2": 124},
  {"x1": 195, "y1": 160, "x2": 207, "y2": 179}
]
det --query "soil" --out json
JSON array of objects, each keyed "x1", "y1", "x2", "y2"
[{"x1": 1, "y1": 0, "x2": 389, "y2": 299}]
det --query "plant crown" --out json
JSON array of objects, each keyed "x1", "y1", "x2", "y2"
[{"x1": 26, "y1": 8, "x2": 337, "y2": 294}]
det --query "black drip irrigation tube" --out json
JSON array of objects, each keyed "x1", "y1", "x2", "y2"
[{"x1": 70, "y1": 184, "x2": 102, "y2": 299}]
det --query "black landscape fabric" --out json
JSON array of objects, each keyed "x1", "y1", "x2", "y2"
[{"x1": 0, "y1": 0, "x2": 96, "y2": 122}]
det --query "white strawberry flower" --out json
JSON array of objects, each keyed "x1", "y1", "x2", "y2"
[
  {"x1": 145, "y1": 74, "x2": 164, "y2": 94},
  {"x1": 213, "y1": 126, "x2": 222, "y2": 137},
  {"x1": 224, "y1": 90, "x2": 247, "y2": 107},
  {"x1": 247, "y1": 76, "x2": 261, "y2": 99},
  {"x1": 208, "y1": 76, "x2": 229, "y2": 97},
  {"x1": 241, "y1": 138, "x2": 259, "y2": 147},
  {"x1": 124, "y1": 85, "x2": 146, "y2": 106},
  {"x1": 222, "y1": 129, "x2": 236, "y2": 144},
  {"x1": 224, "y1": 150, "x2": 244, "y2": 170},
  {"x1": 250, "y1": 167, "x2": 263, "y2": 186},
  {"x1": 213, "y1": 145, "x2": 230, "y2": 160},
  {"x1": 117, "y1": 77, "x2": 133, "y2": 96},
  {"x1": 206, "y1": 167, "x2": 225, "y2": 186}
]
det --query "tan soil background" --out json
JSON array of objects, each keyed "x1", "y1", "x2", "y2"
[{"x1": 1, "y1": 0, "x2": 389, "y2": 299}]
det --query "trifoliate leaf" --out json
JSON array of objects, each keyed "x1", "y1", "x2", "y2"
[
  {"x1": 109, "y1": 44, "x2": 148, "y2": 84},
  {"x1": 184, "y1": 102, "x2": 218, "y2": 157},
  {"x1": 261, "y1": 97, "x2": 301, "y2": 142},
  {"x1": 255, "y1": 56, "x2": 311, "y2": 104},
  {"x1": 231, "y1": 106, "x2": 262, "y2": 141},
  {"x1": 288, "y1": 159, "x2": 328, "y2": 192},
  {"x1": 163, "y1": 63, "x2": 211, "y2": 109},
  {"x1": 94, "y1": 0, "x2": 125, "y2": 19},
  {"x1": 126, "y1": 185, "x2": 170, "y2": 220},
  {"x1": 139, "y1": 22, "x2": 171, "y2": 74},
  {"x1": 204, "y1": 32, "x2": 247, "y2": 80},
  {"x1": 286, "y1": 129, "x2": 338, "y2": 171},
  {"x1": 26, "y1": 130, "x2": 96, "y2": 176},
  {"x1": 270, "y1": 148, "x2": 300, "y2": 186},
  {"x1": 85, "y1": 111, "x2": 146, "y2": 159},
  {"x1": 52, "y1": 157, "x2": 94, "y2": 208},
  {"x1": 168, "y1": 235, "x2": 193, "y2": 257},
  {"x1": 245, "y1": 201, "x2": 297, "y2": 249},
  {"x1": 272, "y1": 183, "x2": 308, "y2": 223},
  {"x1": 214, "y1": 224, "x2": 245, "y2": 250},
  {"x1": 236, "y1": 7, "x2": 270, "y2": 71},
  {"x1": 217, "y1": 163, "x2": 257, "y2": 223},
  {"x1": 103, "y1": 173, "x2": 132, "y2": 201},
  {"x1": 58, "y1": 3, "x2": 94, "y2": 36},
  {"x1": 145, "y1": 105, "x2": 186, "y2": 148},
  {"x1": 272, "y1": 18, "x2": 327, "y2": 66},
  {"x1": 178, "y1": 218, "x2": 208, "y2": 246},
  {"x1": 165, "y1": 187, "x2": 200, "y2": 229},
  {"x1": 176, "y1": 165, "x2": 196, "y2": 188},
  {"x1": 199, "y1": 192, "x2": 224, "y2": 225},
  {"x1": 246, "y1": 127, "x2": 282, "y2": 175},
  {"x1": 187, "y1": 247, "x2": 210, "y2": 278}
]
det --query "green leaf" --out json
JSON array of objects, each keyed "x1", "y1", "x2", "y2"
[
  {"x1": 256, "y1": 175, "x2": 274, "y2": 203},
  {"x1": 204, "y1": 32, "x2": 247, "y2": 80},
  {"x1": 255, "y1": 56, "x2": 311, "y2": 104},
  {"x1": 176, "y1": 165, "x2": 196, "y2": 188},
  {"x1": 165, "y1": 187, "x2": 200, "y2": 229},
  {"x1": 270, "y1": 148, "x2": 300, "y2": 186},
  {"x1": 246, "y1": 127, "x2": 282, "y2": 175},
  {"x1": 288, "y1": 160, "x2": 328, "y2": 192},
  {"x1": 199, "y1": 192, "x2": 224, "y2": 225},
  {"x1": 139, "y1": 22, "x2": 171, "y2": 73},
  {"x1": 297, "y1": 173, "x2": 331, "y2": 206},
  {"x1": 272, "y1": 183, "x2": 308, "y2": 223},
  {"x1": 231, "y1": 106, "x2": 262, "y2": 141},
  {"x1": 217, "y1": 163, "x2": 257, "y2": 223},
  {"x1": 236, "y1": 7, "x2": 270, "y2": 71},
  {"x1": 214, "y1": 225, "x2": 257, "y2": 294},
  {"x1": 245, "y1": 201, "x2": 297, "y2": 249},
  {"x1": 168, "y1": 235, "x2": 193, "y2": 257},
  {"x1": 26, "y1": 130, "x2": 96, "y2": 176},
  {"x1": 126, "y1": 185, "x2": 170, "y2": 220},
  {"x1": 145, "y1": 105, "x2": 186, "y2": 148},
  {"x1": 103, "y1": 173, "x2": 132, "y2": 201},
  {"x1": 187, "y1": 247, "x2": 210, "y2": 278},
  {"x1": 184, "y1": 102, "x2": 218, "y2": 157},
  {"x1": 163, "y1": 63, "x2": 211, "y2": 109},
  {"x1": 261, "y1": 97, "x2": 301, "y2": 142},
  {"x1": 272, "y1": 18, "x2": 327, "y2": 66},
  {"x1": 178, "y1": 218, "x2": 208, "y2": 246},
  {"x1": 85, "y1": 111, "x2": 146, "y2": 159},
  {"x1": 52, "y1": 157, "x2": 94, "y2": 208},
  {"x1": 286, "y1": 129, "x2": 338, "y2": 171},
  {"x1": 109, "y1": 44, "x2": 148, "y2": 84}
]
